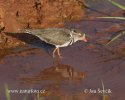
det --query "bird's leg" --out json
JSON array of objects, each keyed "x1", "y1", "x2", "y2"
[
  {"x1": 53, "y1": 47, "x2": 62, "y2": 58},
  {"x1": 57, "y1": 48, "x2": 61, "y2": 58},
  {"x1": 52, "y1": 47, "x2": 58, "y2": 58}
]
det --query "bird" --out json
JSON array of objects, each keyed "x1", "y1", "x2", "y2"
[{"x1": 21, "y1": 28, "x2": 87, "y2": 58}]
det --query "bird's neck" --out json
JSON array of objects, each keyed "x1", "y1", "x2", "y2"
[
  {"x1": 72, "y1": 36, "x2": 80, "y2": 43},
  {"x1": 70, "y1": 35, "x2": 79, "y2": 44}
]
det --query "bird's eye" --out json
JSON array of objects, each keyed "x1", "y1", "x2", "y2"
[{"x1": 73, "y1": 29, "x2": 77, "y2": 33}]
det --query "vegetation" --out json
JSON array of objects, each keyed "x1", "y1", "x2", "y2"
[
  {"x1": 99, "y1": 0, "x2": 125, "y2": 45},
  {"x1": 5, "y1": 84, "x2": 11, "y2": 100},
  {"x1": 4, "y1": 84, "x2": 43, "y2": 100},
  {"x1": 101, "y1": 80, "x2": 106, "y2": 100}
]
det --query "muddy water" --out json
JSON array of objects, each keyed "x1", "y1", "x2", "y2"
[
  {"x1": 1, "y1": 0, "x2": 125, "y2": 100},
  {"x1": 0, "y1": 41, "x2": 125, "y2": 100}
]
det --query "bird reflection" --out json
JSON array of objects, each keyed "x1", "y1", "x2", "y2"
[{"x1": 21, "y1": 58, "x2": 86, "y2": 84}]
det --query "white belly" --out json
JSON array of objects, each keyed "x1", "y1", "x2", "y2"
[{"x1": 56, "y1": 40, "x2": 72, "y2": 48}]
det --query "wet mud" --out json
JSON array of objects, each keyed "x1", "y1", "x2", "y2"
[{"x1": 0, "y1": 0, "x2": 85, "y2": 32}]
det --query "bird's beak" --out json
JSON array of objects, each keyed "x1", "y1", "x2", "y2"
[{"x1": 83, "y1": 34, "x2": 87, "y2": 42}]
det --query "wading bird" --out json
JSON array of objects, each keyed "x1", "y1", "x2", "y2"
[{"x1": 22, "y1": 28, "x2": 87, "y2": 58}]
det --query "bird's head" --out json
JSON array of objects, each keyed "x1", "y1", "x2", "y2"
[{"x1": 71, "y1": 30, "x2": 87, "y2": 42}]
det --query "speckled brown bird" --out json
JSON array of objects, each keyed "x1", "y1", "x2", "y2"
[{"x1": 22, "y1": 28, "x2": 87, "y2": 57}]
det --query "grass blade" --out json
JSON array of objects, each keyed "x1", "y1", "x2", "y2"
[
  {"x1": 108, "y1": 0, "x2": 125, "y2": 10},
  {"x1": 5, "y1": 84, "x2": 11, "y2": 100},
  {"x1": 22, "y1": 94, "x2": 28, "y2": 100},
  {"x1": 101, "y1": 80, "x2": 105, "y2": 100},
  {"x1": 106, "y1": 31, "x2": 125, "y2": 46},
  {"x1": 98, "y1": 17, "x2": 125, "y2": 20}
]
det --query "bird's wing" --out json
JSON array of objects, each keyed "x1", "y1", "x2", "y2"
[{"x1": 23, "y1": 28, "x2": 71, "y2": 46}]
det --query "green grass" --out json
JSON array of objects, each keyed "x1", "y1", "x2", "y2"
[
  {"x1": 4, "y1": 84, "x2": 44, "y2": 100},
  {"x1": 98, "y1": 0, "x2": 125, "y2": 45},
  {"x1": 4, "y1": 82, "x2": 109, "y2": 100},
  {"x1": 35, "y1": 93, "x2": 44, "y2": 100},
  {"x1": 108, "y1": 0, "x2": 125, "y2": 10},
  {"x1": 101, "y1": 80, "x2": 106, "y2": 100},
  {"x1": 4, "y1": 85, "x2": 27, "y2": 100},
  {"x1": 99, "y1": 16, "x2": 125, "y2": 20},
  {"x1": 106, "y1": 31, "x2": 125, "y2": 46},
  {"x1": 5, "y1": 84, "x2": 11, "y2": 100},
  {"x1": 99, "y1": 0, "x2": 125, "y2": 20}
]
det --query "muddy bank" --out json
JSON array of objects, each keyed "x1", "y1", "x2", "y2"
[
  {"x1": 0, "y1": 0, "x2": 86, "y2": 49},
  {"x1": 0, "y1": 0, "x2": 85, "y2": 32}
]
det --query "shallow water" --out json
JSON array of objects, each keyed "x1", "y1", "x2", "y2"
[{"x1": 1, "y1": 0, "x2": 125, "y2": 100}]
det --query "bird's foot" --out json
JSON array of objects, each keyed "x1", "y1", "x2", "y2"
[{"x1": 52, "y1": 54, "x2": 64, "y2": 59}]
